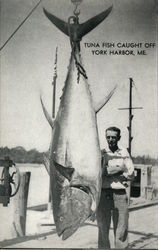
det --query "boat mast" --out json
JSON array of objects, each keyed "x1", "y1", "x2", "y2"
[{"x1": 119, "y1": 78, "x2": 143, "y2": 157}]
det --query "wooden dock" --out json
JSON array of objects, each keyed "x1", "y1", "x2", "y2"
[{"x1": 1, "y1": 204, "x2": 158, "y2": 249}]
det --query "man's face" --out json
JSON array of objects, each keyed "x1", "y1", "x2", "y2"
[{"x1": 106, "y1": 130, "x2": 120, "y2": 149}]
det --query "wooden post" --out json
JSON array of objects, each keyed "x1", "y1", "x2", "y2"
[
  {"x1": 126, "y1": 78, "x2": 133, "y2": 204},
  {"x1": 12, "y1": 171, "x2": 31, "y2": 237},
  {"x1": 2, "y1": 160, "x2": 10, "y2": 206}
]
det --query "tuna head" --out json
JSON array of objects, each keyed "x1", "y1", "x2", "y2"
[
  {"x1": 56, "y1": 188, "x2": 92, "y2": 240},
  {"x1": 52, "y1": 164, "x2": 93, "y2": 240},
  {"x1": 50, "y1": 155, "x2": 100, "y2": 240}
]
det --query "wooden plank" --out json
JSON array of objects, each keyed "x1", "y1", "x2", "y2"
[{"x1": 12, "y1": 172, "x2": 31, "y2": 237}]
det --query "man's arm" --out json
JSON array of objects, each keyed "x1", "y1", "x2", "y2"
[
  {"x1": 106, "y1": 159, "x2": 125, "y2": 175},
  {"x1": 101, "y1": 150, "x2": 125, "y2": 176},
  {"x1": 103, "y1": 149, "x2": 134, "y2": 179},
  {"x1": 122, "y1": 155, "x2": 135, "y2": 181}
]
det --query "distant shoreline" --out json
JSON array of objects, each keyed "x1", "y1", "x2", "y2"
[{"x1": 0, "y1": 146, "x2": 158, "y2": 165}]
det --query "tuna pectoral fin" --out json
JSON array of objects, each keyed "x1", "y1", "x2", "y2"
[
  {"x1": 54, "y1": 161, "x2": 74, "y2": 181},
  {"x1": 95, "y1": 84, "x2": 117, "y2": 113},
  {"x1": 40, "y1": 96, "x2": 55, "y2": 129}
]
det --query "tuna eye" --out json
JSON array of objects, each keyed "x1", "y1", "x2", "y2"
[{"x1": 60, "y1": 216, "x2": 64, "y2": 221}]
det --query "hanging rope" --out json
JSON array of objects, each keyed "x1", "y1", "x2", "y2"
[
  {"x1": 0, "y1": 0, "x2": 42, "y2": 52},
  {"x1": 67, "y1": 15, "x2": 87, "y2": 83},
  {"x1": 132, "y1": 81, "x2": 151, "y2": 123}
]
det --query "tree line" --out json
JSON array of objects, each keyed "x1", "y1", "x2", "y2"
[
  {"x1": 0, "y1": 147, "x2": 44, "y2": 164},
  {"x1": 0, "y1": 146, "x2": 158, "y2": 165}
]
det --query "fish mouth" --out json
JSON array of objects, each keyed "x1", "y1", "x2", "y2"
[
  {"x1": 59, "y1": 223, "x2": 81, "y2": 240},
  {"x1": 70, "y1": 183, "x2": 96, "y2": 212},
  {"x1": 70, "y1": 184, "x2": 91, "y2": 195}
]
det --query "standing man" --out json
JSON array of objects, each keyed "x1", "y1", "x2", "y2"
[{"x1": 96, "y1": 126, "x2": 134, "y2": 249}]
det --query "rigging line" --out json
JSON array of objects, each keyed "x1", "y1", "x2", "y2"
[
  {"x1": 132, "y1": 81, "x2": 152, "y2": 129},
  {"x1": 132, "y1": 81, "x2": 144, "y2": 105},
  {"x1": 0, "y1": 0, "x2": 42, "y2": 52}
]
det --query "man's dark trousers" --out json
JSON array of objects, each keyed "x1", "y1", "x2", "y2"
[{"x1": 96, "y1": 188, "x2": 129, "y2": 249}]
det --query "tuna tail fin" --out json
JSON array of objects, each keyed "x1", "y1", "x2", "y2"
[
  {"x1": 43, "y1": 6, "x2": 112, "y2": 39},
  {"x1": 43, "y1": 8, "x2": 69, "y2": 37},
  {"x1": 40, "y1": 96, "x2": 55, "y2": 129},
  {"x1": 78, "y1": 6, "x2": 113, "y2": 38},
  {"x1": 95, "y1": 84, "x2": 117, "y2": 113}
]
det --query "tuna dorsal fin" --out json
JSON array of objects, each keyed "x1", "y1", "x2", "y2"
[
  {"x1": 95, "y1": 84, "x2": 117, "y2": 113},
  {"x1": 40, "y1": 96, "x2": 55, "y2": 129},
  {"x1": 54, "y1": 160, "x2": 74, "y2": 181}
]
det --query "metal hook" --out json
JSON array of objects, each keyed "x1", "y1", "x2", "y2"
[{"x1": 73, "y1": 4, "x2": 80, "y2": 16}]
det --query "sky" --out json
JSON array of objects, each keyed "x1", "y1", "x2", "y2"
[{"x1": 0, "y1": 0, "x2": 157, "y2": 157}]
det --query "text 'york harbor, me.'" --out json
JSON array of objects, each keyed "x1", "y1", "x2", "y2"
[{"x1": 84, "y1": 42, "x2": 156, "y2": 56}]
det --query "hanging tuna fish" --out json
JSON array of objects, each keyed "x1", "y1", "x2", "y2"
[{"x1": 41, "y1": 1, "x2": 114, "y2": 240}]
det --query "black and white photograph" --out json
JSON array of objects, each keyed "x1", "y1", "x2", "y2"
[{"x1": 0, "y1": 0, "x2": 158, "y2": 248}]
